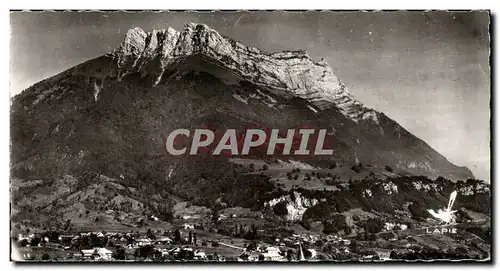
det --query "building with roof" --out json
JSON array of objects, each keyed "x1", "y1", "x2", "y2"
[
  {"x1": 263, "y1": 246, "x2": 285, "y2": 261},
  {"x1": 81, "y1": 247, "x2": 113, "y2": 260}
]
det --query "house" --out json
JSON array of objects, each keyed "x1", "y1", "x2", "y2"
[
  {"x1": 238, "y1": 251, "x2": 260, "y2": 262},
  {"x1": 194, "y1": 250, "x2": 207, "y2": 260},
  {"x1": 379, "y1": 232, "x2": 397, "y2": 241},
  {"x1": 156, "y1": 237, "x2": 173, "y2": 244},
  {"x1": 307, "y1": 249, "x2": 317, "y2": 260},
  {"x1": 136, "y1": 238, "x2": 152, "y2": 246},
  {"x1": 263, "y1": 246, "x2": 285, "y2": 261},
  {"x1": 217, "y1": 214, "x2": 228, "y2": 221},
  {"x1": 81, "y1": 247, "x2": 114, "y2": 260},
  {"x1": 95, "y1": 247, "x2": 113, "y2": 260},
  {"x1": 160, "y1": 249, "x2": 170, "y2": 257},
  {"x1": 384, "y1": 222, "x2": 396, "y2": 231},
  {"x1": 71, "y1": 235, "x2": 80, "y2": 244},
  {"x1": 183, "y1": 223, "x2": 194, "y2": 230},
  {"x1": 17, "y1": 234, "x2": 32, "y2": 243},
  {"x1": 376, "y1": 250, "x2": 392, "y2": 260},
  {"x1": 362, "y1": 254, "x2": 374, "y2": 260},
  {"x1": 168, "y1": 247, "x2": 182, "y2": 257},
  {"x1": 406, "y1": 236, "x2": 418, "y2": 243},
  {"x1": 58, "y1": 235, "x2": 74, "y2": 245},
  {"x1": 81, "y1": 249, "x2": 96, "y2": 259}
]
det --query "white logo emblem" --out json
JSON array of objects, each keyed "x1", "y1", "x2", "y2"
[{"x1": 427, "y1": 190, "x2": 458, "y2": 225}]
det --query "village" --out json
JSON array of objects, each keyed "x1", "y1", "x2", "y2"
[
  {"x1": 11, "y1": 190, "x2": 490, "y2": 263},
  {"x1": 13, "y1": 219, "x2": 361, "y2": 262}
]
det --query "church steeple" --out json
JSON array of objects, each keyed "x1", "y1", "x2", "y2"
[{"x1": 297, "y1": 242, "x2": 306, "y2": 261}]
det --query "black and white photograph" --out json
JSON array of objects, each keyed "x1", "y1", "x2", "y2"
[{"x1": 9, "y1": 10, "x2": 491, "y2": 263}]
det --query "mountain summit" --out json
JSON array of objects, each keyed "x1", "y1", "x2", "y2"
[
  {"x1": 109, "y1": 23, "x2": 367, "y2": 120},
  {"x1": 11, "y1": 23, "x2": 473, "y2": 183}
]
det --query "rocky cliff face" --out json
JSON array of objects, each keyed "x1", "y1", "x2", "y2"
[
  {"x1": 264, "y1": 191, "x2": 319, "y2": 221},
  {"x1": 108, "y1": 23, "x2": 375, "y2": 123}
]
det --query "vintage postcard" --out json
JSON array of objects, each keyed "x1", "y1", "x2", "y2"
[{"x1": 9, "y1": 10, "x2": 491, "y2": 262}]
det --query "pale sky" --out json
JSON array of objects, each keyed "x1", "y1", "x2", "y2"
[{"x1": 9, "y1": 11, "x2": 490, "y2": 180}]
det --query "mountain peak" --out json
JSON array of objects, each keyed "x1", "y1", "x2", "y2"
[
  {"x1": 118, "y1": 27, "x2": 147, "y2": 55},
  {"x1": 109, "y1": 23, "x2": 374, "y2": 122},
  {"x1": 10, "y1": 22, "x2": 475, "y2": 184}
]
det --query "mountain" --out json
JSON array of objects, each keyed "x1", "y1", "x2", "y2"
[
  {"x1": 10, "y1": 23, "x2": 473, "y2": 182},
  {"x1": 10, "y1": 23, "x2": 490, "y2": 261}
]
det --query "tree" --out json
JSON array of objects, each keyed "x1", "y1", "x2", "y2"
[
  {"x1": 332, "y1": 214, "x2": 348, "y2": 230},
  {"x1": 146, "y1": 228, "x2": 156, "y2": 240},
  {"x1": 286, "y1": 249, "x2": 294, "y2": 261},
  {"x1": 385, "y1": 165, "x2": 394, "y2": 172},
  {"x1": 303, "y1": 202, "x2": 333, "y2": 220},
  {"x1": 365, "y1": 218, "x2": 383, "y2": 234},
  {"x1": 179, "y1": 249, "x2": 194, "y2": 260},
  {"x1": 64, "y1": 219, "x2": 72, "y2": 231},
  {"x1": 409, "y1": 202, "x2": 428, "y2": 219},
  {"x1": 89, "y1": 233, "x2": 103, "y2": 248},
  {"x1": 30, "y1": 236, "x2": 41, "y2": 247},
  {"x1": 323, "y1": 222, "x2": 337, "y2": 234},
  {"x1": 114, "y1": 248, "x2": 126, "y2": 260},
  {"x1": 135, "y1": 245, "x2": 157, "y2": 259},
  {"x1": 351, "y1": 164, "x2": 362, "y2": 173},
  {"x1": 300, "y1": 219, "x2": 311, "y2": 231},
  {"x1": 247, "y1": 242, "x2": 257, "y2": 251},
  {"x1": 244, "y1": 224, "x2": 258, "y2": 240},
  {"x1": 41, "y1": 253, "x2": 50, "y2": 261},
  {"x1": 273, "y1": 202, "x2": 288, "y2": 216},
  {"x1": 174, "y1": 230, "x2": 181, "y2": 243},
  {"x1": 18, "y1": 239, "x2": 28, "y2": 247}
]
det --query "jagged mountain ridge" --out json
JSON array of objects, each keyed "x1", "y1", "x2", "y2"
[
  {"x1": 110, "y1": 23, "x2": 377, "y2": 123},
  {"x1": 11, "y1": 22, "x2": 474, "y2": 181}
]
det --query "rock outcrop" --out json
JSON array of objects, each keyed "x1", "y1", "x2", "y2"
[{"x1": 109, "y1": 23, "x2": 377, "y2": 123}]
